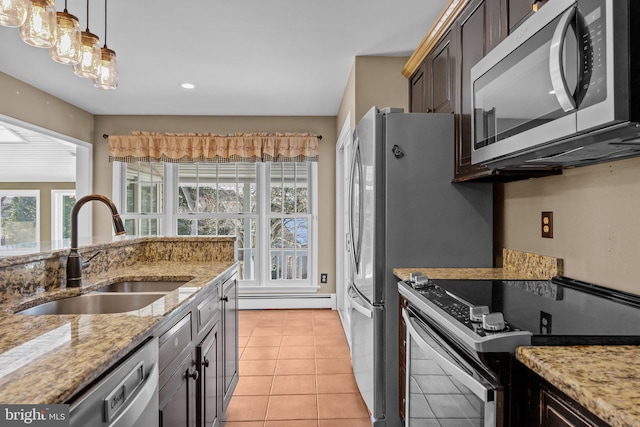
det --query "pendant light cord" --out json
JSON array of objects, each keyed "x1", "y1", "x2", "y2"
[
  {"x1": 85, "y1": 0, "x2": 90, "y2": 32},
  {"x1": 104, "y1": 0, "x2": 108, "y2": 47}
]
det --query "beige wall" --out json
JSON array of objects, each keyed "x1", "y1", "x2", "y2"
[
  {"x1": 502, "y1": 156, "x2": 640, "y2": 294},
  {"x1": 94, "y1": 115, "x2": 337, "y2": 294},
  {"x1": 0, "y1": 72, "x2": 94, "y2": 142},
  {"x1": 337, "y1": 56, "x2": 410, "y2": 134},
  {"x1": 0, "y1": 182, "x2": 75, "y2": 242}
]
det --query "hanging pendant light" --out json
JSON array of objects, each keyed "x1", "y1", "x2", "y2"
[
  {"x1": 94, "y1": 0, "x2": 117, "y2": 90},
  {"x1": 50, "y1": 0, "x2": 81, "y2": 64},
  {"x1": 73, "y1": 0, "x2": 100, "y2": 79},
  {"x1": 0, "y1": 0, "x2": 27, "y2": 27},
  {"x1": 19, "y1": 0, "x2": 57, "y2": 48}
]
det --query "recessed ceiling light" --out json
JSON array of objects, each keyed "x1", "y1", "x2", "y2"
[{"x1": 181, "y1": 83, "x2": 196, "y2": 89}]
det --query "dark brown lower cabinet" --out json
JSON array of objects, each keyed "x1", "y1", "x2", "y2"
[
  {"x1": 539, "y1": 384, "x2": 608, "y2": 427},
  {"x1": 197, "y1": 321, "x2": 220, "y2": 427},
  {"x1": 523, "y1": 368, "x2": 609, "y2": 427},
  {"x1": 160, "y1": 352, "x2": 197, "y2": 427}
]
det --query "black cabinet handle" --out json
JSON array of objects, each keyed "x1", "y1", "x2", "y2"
[
  {"x1": 220, "y1": 296, "x2": 229, "y2": 302},
  {"x1": 203, "y1": 358, "x2": 210, "y2": 368},
  {"x1": 189, "y1": 369, "x2": 199, "y2": 381}
]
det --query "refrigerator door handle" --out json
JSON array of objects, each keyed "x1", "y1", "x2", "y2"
[
  {"x1": 347, "y1": 282, "x2": 373, "y2": 319},
  {"x1": 348, "y1": 137, "x2": 363, "y2": 274}
]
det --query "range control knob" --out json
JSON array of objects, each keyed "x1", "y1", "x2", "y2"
[
  {"x1": 469, "y1": 306, "x2": 490, "y2": 322},
  {"x1": 482, "y1": 312, "x2": 506, "y2": 332}
]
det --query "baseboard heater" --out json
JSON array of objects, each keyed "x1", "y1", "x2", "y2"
[{"x1": 238, "y1": 293, "x2": 336, "y2": 310}]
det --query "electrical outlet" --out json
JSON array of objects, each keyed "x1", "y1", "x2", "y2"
[
  {"x1": 320, "y1": 273, "x2": 328, "y2": 283},
  {"x1": 540, "y1": 311, "x2": 552, "y2": 334},
  {"x1": 541, "y1": 211, "x2": 553, "y2": 238}
]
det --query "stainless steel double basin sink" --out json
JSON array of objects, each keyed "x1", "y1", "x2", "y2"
[{"x1": 18, "y1": 280, "x2": 187, "y2": 315}]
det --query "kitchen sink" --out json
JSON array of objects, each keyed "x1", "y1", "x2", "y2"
[
  {"x1": 95, "y1": 280, "x2": 187, "y2": 293},
  {"x1": 17, "y1": 293, "x2": 167, "y2": 315}
]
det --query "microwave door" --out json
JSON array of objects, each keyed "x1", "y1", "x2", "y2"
[{"x1": 471, "y1": 1, "x2": 580, "y2": 165}]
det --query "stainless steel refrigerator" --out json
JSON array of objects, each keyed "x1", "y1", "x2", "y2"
[{"x1": 347, "y1": 107, "x2": 493, "y2": 427}]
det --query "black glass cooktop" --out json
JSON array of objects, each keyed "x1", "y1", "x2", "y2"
[{"x1": 414, "y1": 276, "x2": 640, "y2": 345}]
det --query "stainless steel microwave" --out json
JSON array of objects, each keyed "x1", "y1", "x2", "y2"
[{"x1": 471, "y1": 0, "x2": 640, "y2": 169}]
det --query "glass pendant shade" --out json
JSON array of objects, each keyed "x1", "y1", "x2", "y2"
[
  {"x1": 50, "y1": 11, "x2": 81, "y2": 64},
  {"x1": 73, "y1": 31, "x2": 100, "y2": 79},
  {"x1": 19, "y1": 0, "x2": 57, "y2": 48},
  {"x1": 94, "y1": 47, "x2": 118, "y2": 90},
  {"x1": 0, "y1": 0, "x2": 27, "y2": 27}
]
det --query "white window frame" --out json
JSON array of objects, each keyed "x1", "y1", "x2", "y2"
[
  {"x1": 0, "y1": 189, "x2": 41, "y2": 255},
  {"x1": 113, "y1": 161, "x2": 319, "y2": 292},
  {"x1": 51, "y1": 189, "x2": 76, "y2": 242}
]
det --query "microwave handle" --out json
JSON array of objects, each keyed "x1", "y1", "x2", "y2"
[{"x1": 549, "y1": 6, "x2": 577, "y2": 112}]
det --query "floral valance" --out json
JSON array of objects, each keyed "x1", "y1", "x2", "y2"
[{"x1": 108, "y1": 131, "x2": 319, "y2": 163}]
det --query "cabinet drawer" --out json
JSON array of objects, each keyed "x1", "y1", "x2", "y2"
[
  {"x1": 159, "y1": 314, "x2": 192, "y2": 373},
  {"x1": 197, "y1": 293, "x2": 218, "y2": 333}
]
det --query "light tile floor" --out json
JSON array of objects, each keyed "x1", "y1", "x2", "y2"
[{"x1": 225, "y1": 309, "x2": 372, "y2": 427}]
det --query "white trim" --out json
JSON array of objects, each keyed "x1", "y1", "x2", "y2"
[
  {"x1": 239, "y1": 293, "x2": 337, "y2": 310},
  {"x1": 51, "y1": 189, "x2": 76, "y2": 242},
  {"x1": 0, "y1": 114, "x2": 92, "y2": 239}
]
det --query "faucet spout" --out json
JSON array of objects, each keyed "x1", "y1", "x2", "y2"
[{"x1": 66, "y1": 194, "x2": 126, "y2": 288}]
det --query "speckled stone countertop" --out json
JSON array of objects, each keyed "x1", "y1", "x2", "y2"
[
  {"x1": 517, "y1": 346, "x2": 640, "y2": 427},
  {"x1": 394, "y1": 248, "x2": 564, "y2": 281},
  {"x1": 0, "y1": 237, "x2": 236, "y2": 405}
]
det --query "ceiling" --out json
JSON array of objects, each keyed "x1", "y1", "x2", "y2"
[{"x1": 0, "y1": 0, "x2": 449, "y2": 117}]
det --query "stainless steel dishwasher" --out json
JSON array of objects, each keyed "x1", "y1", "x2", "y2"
[{"x1": 68, "y1": 337, "x2": 159, "y2": 427}]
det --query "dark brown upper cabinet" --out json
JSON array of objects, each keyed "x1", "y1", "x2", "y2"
[
  {"x1": 455, "y1": 0, "x2": 504, "y2": 180},
  {"x1": 408, "y1": 30, "x2": 456, "y2": 114},
  {"x1": 405, "y1": 0, "x2": 561, "y2": 182},
  {"x1": 509, "y1": 0, "x2": 535, "y2": 32}
]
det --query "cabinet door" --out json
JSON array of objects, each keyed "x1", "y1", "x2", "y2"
[
  {"x1": 428, "y1": 29, "x2": 456, "y2": 114},
  {"x1": 160, "y1": 353, "x2": 197, "y2": 427},
  {"x1": 409, "y1": 62, "x2": 428, "y2": 113},
  {"x1": 509, "y1": 0, "x2": 533, "y2": 32},
  {"x1": 197, "y1": 322, "x2": 220, "y2": 427},
  {"x1": 455, "y1": 0, "x2": 505, "y2": 179},
  {"x1": 221, "y1": 276, "x2": 238, "y2": 414},
  {"x1": 540, "y1": 384, "x2": 609, "y2": 427}
]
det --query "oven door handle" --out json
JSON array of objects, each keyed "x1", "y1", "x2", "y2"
[{"x1": 402, "y1": 308, "x2": 494, "y2": 403}]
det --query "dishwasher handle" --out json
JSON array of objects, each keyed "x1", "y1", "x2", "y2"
[{"x1": 110, "y1": 362, "x2": 159, "y2": 427}]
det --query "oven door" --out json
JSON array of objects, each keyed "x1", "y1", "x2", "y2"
[{"x1": 402, "y1": 307, "x2": 499, "y2": 427}]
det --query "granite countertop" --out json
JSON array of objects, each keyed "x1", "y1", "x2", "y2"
[
  {"x1": 517, "y1": 346, "x2": 640, "y2": 427},
  {"x1": 0, "y1": 260, "x2": 235, "y2": 405}
]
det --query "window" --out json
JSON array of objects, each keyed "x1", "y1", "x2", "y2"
[
  {"x1": 0, "y1": 190, "x2": 40, "y2": 254},
  {"x1": 51, "y1": 190, "x2": 76, "y2": 242},
  {"x1": 175, "y1": 163, "x2": 258, "y2": 281},
  {"x1": 121, "y1": 162, "x2": 164, "y2": 236},
  {"x1": 269, "y1": 163, "x2": 311, "y2": 282},
  {"x1": 113, "y1": 161, "x2": 318, "y2": 290}
]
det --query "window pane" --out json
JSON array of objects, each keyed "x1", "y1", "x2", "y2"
[
  {"x1": 270, "y1": 162, "x2": 309, "y2": 214},
  {"x1": 177, "y1": 218, "x2": 196, "y2": 235},
  {"x1": 125, "y1": 162, "x2": 164, "y2": 214},
  {"x1": 0, "y1": 193, "x2": 38, "y2": 248},
  {"x1": 124, "y1": 218, "x2": 161, "y2": 236}
]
